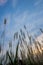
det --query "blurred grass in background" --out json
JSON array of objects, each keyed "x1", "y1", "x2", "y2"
[{"x1": 0, "y1": 19, "x2": 43, "y2": 65}]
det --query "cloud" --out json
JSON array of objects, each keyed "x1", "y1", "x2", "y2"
[
  {"x1": 0, "y1": 0, "x2": 7, "y2": 6},
  {"x1": 36, "y1": 33, "x2": 43, "y2": 44},
  {"x1": 12, "y1": 10, "x2": 43, "y2": 36},
  {"x1": 34, "y1": 0, "x2": 42, "y2": 6},
  {"x1": 13, "y1": 11, "x2": 28, "y2": 25},
  {"x1": 12, "y1": 0, "x2": 18, "y2": 8}
]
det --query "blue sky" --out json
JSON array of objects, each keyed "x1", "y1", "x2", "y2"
[{"x1": 0, "y1": 0, "x2": 43, "y2": 52}]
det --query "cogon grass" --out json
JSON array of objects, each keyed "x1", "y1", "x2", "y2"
[{"x1": 0, "y1": 21, "x2": 43, "y2": 65}]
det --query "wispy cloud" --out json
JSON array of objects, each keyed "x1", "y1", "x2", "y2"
[
  {"x1": 12, "y1": 0, "x2": 18, "y2": 8},
  {"x1": 34, "y1": 0, "x2": 42, "y2": 6},
  {"x1": 12, "y1": 10, "x2": 43, "y2": 36},
  {"x1": 0, "y1": 0, "x2": 7, "y2": 6},
  {"x1": 13, "y1": 11, "x2": 29, "y2": 25}
]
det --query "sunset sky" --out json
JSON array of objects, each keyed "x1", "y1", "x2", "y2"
[{"x1": 0, "y1": 0, "x2": 43, "y2": 52}]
